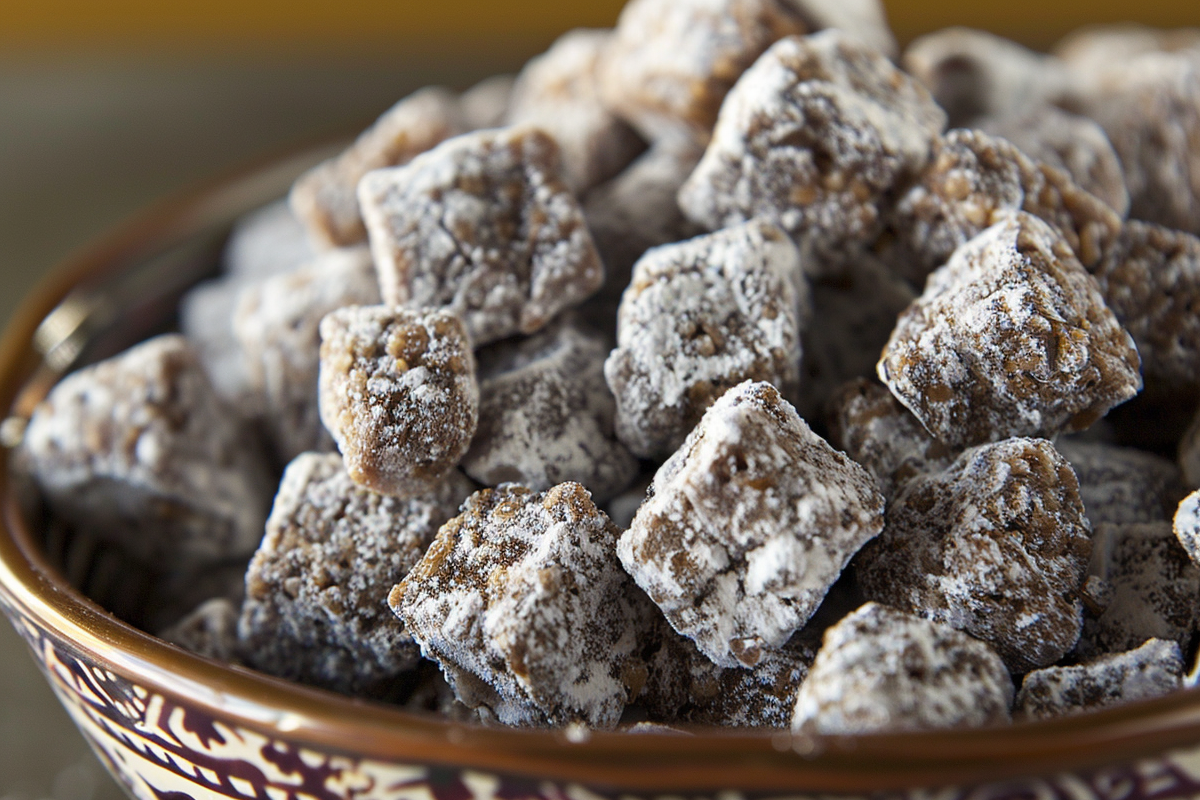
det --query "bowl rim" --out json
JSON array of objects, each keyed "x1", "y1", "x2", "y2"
[{"x1": 3, "y1": 141, "x2": 1200, "y2": 796}]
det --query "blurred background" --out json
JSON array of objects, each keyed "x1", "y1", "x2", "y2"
[{"x1": 1, "y1": 1, "x2": 1199, "y2": 798}]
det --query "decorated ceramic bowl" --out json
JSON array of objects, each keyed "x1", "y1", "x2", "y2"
[{"x1": 5, "y1": 138, "x2": 1200, "y2": 800}]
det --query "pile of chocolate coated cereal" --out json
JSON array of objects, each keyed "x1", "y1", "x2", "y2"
[{"x1": 19, "y1": 0, "x2": 1200, "y2": 733}]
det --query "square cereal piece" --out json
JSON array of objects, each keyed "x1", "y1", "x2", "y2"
[
  {"x1": 1017, "y1": 639, "x2": 1183, "y2": 721},
  {"x1": 825, "y1": 378, "x2": 955, "y2": 501},
  {"x1": 233, "y1": 247, "x2": 380, "y2": 464},
  {"x1": 882, "y1": 129, "x2": 1122, "y2": 285},
  {"x1": 604, "y1": 220, "x2": 807, "y2": 460},
  {"x1": 1055, "y1": 439, "x2": 1187, "y2": 527},
  {"x1": 1077, "y1": 522, "x2": 1200, "y2": 659},
  {"x1": 878, "y1": 212, "x2": 1140, "y2": 448},
  {"x1": 978, "y1": 106, "x2": 1129, "y2": 216},
  {"x1": 619, "y1": 381, "x2": 884, "y2": 668},
  {"x1": 358, "y1": 126, "x2": 604, "y2": 346},
  {"x1": 507, "y1": 29, "x2": 645, "y2": 195},
  {"x1": 678, "y1": 31, "x2": 945, "y2": 253},
  {"x1": 902, "y1": 28, "x2": 1071, "y2": 128},
  {"x1": 464, "y1": 318, "x2": 637, "y2": 504},
  {"x1": 1070, "y1": 51, "x2": 1200, "y2": 235},
  {"x1": 390, "y1": 482, "x2": 652, "y2": 728},
  {"x1": 1091, "y1": 221, "x2": 1200, "y2": 395},
  {"x1": 857, "y1": 437, "x2": 1092, "y2": 673},
  {"x1": 598, "y1": 0, "x2": 812, "y2": 145},
  {"x1": 239, "y1": 452, "x2": 473, "y2": 696},
  {"x1": 791, "y1": 603, "x2": 1013, "y2": 735},
  {"x1": 22, "y1": 334, "x2": 273, "y2": 569},
  {"x1": 318, "y1": 305, "x2": 478, "y2": 499},
  {"x1": 290, "y1": 87, "x2": 465, "y2": 249}
]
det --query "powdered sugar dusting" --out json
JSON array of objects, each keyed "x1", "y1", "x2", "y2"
[
  {"x1": 22, "y1": 334, "x2": 273, "y2": 568},
  {"x1": 678, "y1": 31, "x2": 945, "y2": 252},
  {"x1": 239, "y1": 452, "x2": 472, "y2": 696},
  {"x1": 358, "y1": 126, "x2": 603, "y2": 346},
  {"x1": 857, "y1": 437, "x2": 1092, "y2": 673},
  {"x1": 318, "y1": 305, "x2": 478, "y2": 498},
  {"x1": 1017, "y1": 638, "x2": 1183, "y2": 721},
  {"x1": 391, "y1": 483, "x2": 653, "y2": 728},
  {"x1": 619, "y1": 381, "x2": 883, "y2": 668},
  {"x1": 791, "y1": 602, "x2": 1013, "y2": 735},
  {"x1": 605, "y1": 220, "x2": 806, "y2": 459},
  {"x1": 464, "y1": 318, "x2": 637, "y2": 503},
  {"x1": 878, "y1": 212, "x2": 1141, "y2": 448}
]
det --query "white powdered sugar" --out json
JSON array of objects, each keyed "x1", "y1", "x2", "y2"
[
  {"x1": 791, "y1": 603, "x2": 1013, "y2": 735},
  {"x1": 22, "y1": 334, "x2": 273, "y2": 568},
  {"x1": 391, "y1": 483, "x2": 653, "y2": 728},
  {"x1": 358, "y1": 126, "x2": 603, "y2": 346},
  {"x1": 1017, "y1": 638, "x2": 1183, "y2": 720},
  {"x1": 239, "y1": 452, "x2": 472, "y2": 696},
  {"x1": 464, "y1": 318, "x2": 637, "y2": 503},
  {"x1": 878, "y1": 212, "x2": 1141, "y2": 448},
  {"x1": 233, "y1": 246, "x2": 380, "y2": 463},
  {"x1": 857, "y1": 437, "x2": 1092, "y2": 673},
  {"x1": 619, "y1": 381, "x2": 883, "y2": 668},
  {"x1": 678, "y1": 31, "x2": 945, "y2": 252},
  {"x1": 318, "y1": 305, "x2": 478, "y2": 499},
  {"x1": 605, "y1": 220, "x2": 807, "y2": 459}
]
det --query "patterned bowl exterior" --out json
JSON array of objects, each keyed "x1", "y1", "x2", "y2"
[{"x1": 7, "y1": 145, "x2": 1200, "y2": 800}]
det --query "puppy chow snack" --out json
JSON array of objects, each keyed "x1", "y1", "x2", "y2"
[
  {"x1": 507, "y1": 29, "x2": 645, "y2": 194},
  {"x1": 233, "y1": 247, "x2": 380, "y2": 463},
  {"x1": 796, "y1": 251, "x2": 915, "y2": 419},
  {"x1": 318, "y1": 305, "x2": 478, "y2": 499},
  {"x1": 598, "y1": 0, "x2": 812, "y2": 145},
  {"x1": 825, "y1": 378, "x2": 955, "y2": 501},
  {"x1": 582, "y1": 142, "x2": 704, "y2": 335},
  {"x1": 239, "y1": 453, "x2": 473, "y2": 696},
  {"x1": 619, "y1": 381, "x2": 884, "y2": 668},
  {"x1": 459, "y1": 74, "x2": 516, "y2": 131},
  {"x1": 160, "y1": 598, "x2": 241, "y2": 665},
  {"x1": 1090, "y1": 221, "x2": 1200, "y2": 395},
  {"x1": 1174, "y1": 489, "x2": 1200, "y2": 567},
  {"x1": 978, "y1": 106, "x2": 1129, "y2": 216},
  {"x1": 390, "y1": 483, "x2": 652, "y2": 728},
  {"x1": 902, "y1": 28, "x2": 1071, "y2": 128},
  {"x1": 463, "y1": 318, "x2": 637, "y2": 503},
  {"x1": 857, "y1": 437, "x2": 1091, "y2": 673},
  {"x1": 605, "y1": 221, "x2": 805, "y2": 459},
  {"x1": 791, "y1": 603, "x2": 1013, "y2": 735},
  {"x1": 878, "y1": 212, "x2": 1141, "y2": 448},
  {"x1": 290, "y1": 87, "x2": 466, "y2": 249},
  {"x1": 23, "y1": 334, "x2": 273, "y2": 568},
  {"x1": 358, "y1": 126, "x2": 604, "y2": 346},
  {"x1": 1016, "y1": 638, "x2": 1183, "y2": 721},
  {"x1": 640, "y1": 626, "x2": 817, "y2": 728},
  {"x1": 1055, "y1": 439, "x2": 1187, "y2": 527},
  {"x1": 1078, "y1": 522, "x2": 1200, "y2": 659},
  {"x1": 1055, "y1": 25, "x2": 1200, "y2": 80},
  {"x1": 883, "y1": 129, "x2": 1122, "y2": 284},
  {"x1": 1070, "y1": 51, "x2": 1200, "y2": 235},
  {"x1": 221, "y1": 198, "x2": 316, "y2": 281},
  {"x1": 678, "y1": 31, "x2": 945, "y2": 253}
]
